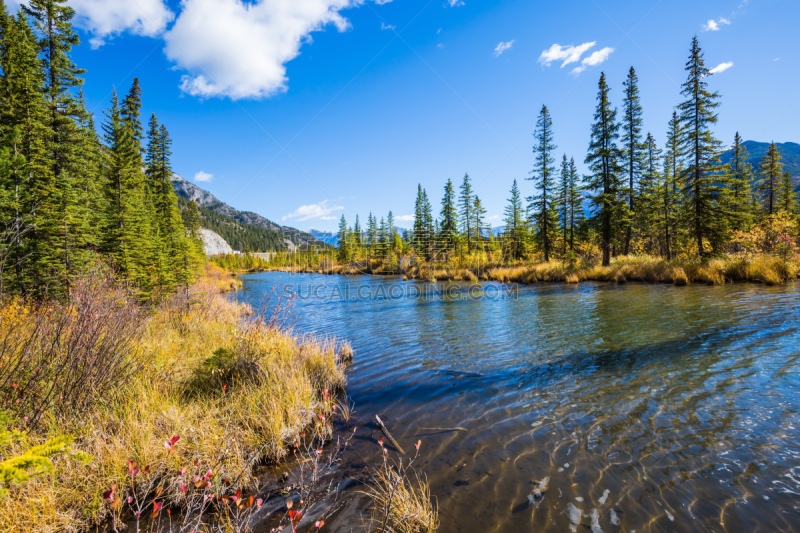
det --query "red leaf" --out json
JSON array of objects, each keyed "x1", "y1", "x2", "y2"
[{"x1": 170, "y1": 435, "x2": 180, "y2": 446}]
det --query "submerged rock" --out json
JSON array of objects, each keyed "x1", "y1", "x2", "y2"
[{"x1": 527, "y1": 476, "x2": 550, "y2": 506}]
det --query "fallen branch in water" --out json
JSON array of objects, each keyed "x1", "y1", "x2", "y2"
[
  {"x1": 375, "y1": 416, "x2": 405, "y2": 454},
  {"x1": 414, "y1": 427, "x2": 468, "y2": 432}
]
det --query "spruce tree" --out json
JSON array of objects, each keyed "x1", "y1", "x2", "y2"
[
  {"x1": 777, "y1": 170, "x2": 796, "y2": 216},
  {"x1": 567, "y1": 157, "x2": 583, "y2": 251},
  {"x1": 336, "y1": 214, "x2": 349, "y2": 263},
  {"x1": 677, "y1": 37, "x2": 725, "y2": 256},
  {"x1": 621, "y1": 66, "x2": 645, "y2": 255},
  {"x1": 663, "y1": 111, "x2": 682, "y2": 260},
  {"x1": 757, "y1": 142, "x2": 783, "y2": 216},
  {"x1": 585, "y1": 73, "x2": 623, "y2": 266},
  {"x1": 458, "y1": 173, "x2": 474, "y2": 253},
  {"x1": 439, "y1": 178, "x2": 458, "y2": 250},
  {"x1": 0, "y1": 8, "x2": 49, "y2": 292},
  {"x1": 24, "y1": 0, "x2": 92, "y2": 292},
  {"x1": 557, "y1": 155, "x2": 570, "y2": 255},
  {"x1": 503, "y1": 179, "x2": 524, "y2": 260},
  {"x1": 472, "y1": 195, "x2": 486, "y2": 249},
  {"x1": 728, "y1": 132, "x2": 755, "y2": 230},
  {"x1": 528, "y1": 105, "x2": 558, "y2": 261},
  {"x1": 638, "y1": 133, "x2": 662, "y2": 252}
]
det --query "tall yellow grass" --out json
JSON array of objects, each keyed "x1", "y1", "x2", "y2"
[
  {"x1": 273, "y1": 253, "x2": 799, "y2": 286},
  {"x1": 0, "y1": 278, "x2": 347, "y2": 532}
]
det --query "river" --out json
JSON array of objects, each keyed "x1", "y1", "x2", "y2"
[{"x1": 236, "y1": 272, "x2": 800, "y2": 532}]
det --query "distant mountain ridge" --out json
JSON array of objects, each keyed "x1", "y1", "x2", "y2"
[
  {"x1": 171, "y1": 175, "x2": 327, "y2": 251},
  {"x1": 720, "y1": 140, "x2": 800, "y2": 179},
  {"x1": 307, "y1": 228, "x2": 339, "y2": 246}
]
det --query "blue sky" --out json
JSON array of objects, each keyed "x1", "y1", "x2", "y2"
[{"x1": 8, "y1": 0, "x2": 799, "y2": 231}]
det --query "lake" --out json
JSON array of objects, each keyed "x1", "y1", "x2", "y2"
[{"x1": 236, "y1": 272, "x2": 800, "y2": 532}]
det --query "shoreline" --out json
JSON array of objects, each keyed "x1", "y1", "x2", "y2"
[{"x1": 249, "y1": 253, "x2": 800, "y2": 287}]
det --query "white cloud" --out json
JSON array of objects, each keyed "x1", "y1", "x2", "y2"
[
  {"x1": 437, "y1": 43, "x2": 445, "y2": 49},
  {"x1": 381, "y1": 22, "x2": 395, "y2": 31},
  {"x1": 538, "y1": 42, "x2": 596, "y2": 68},
  {"x1": 194, "y1": 171, "x2": 213, "y2": 182},
  {"x1": 319, "y1": 216, "x2": 338, "y2": 221},
  {"x1": 8, "y1": 0, "x2": 174, "y2": 48},
  {"x1": 165, "y1": 0, "x2": 368, "y2": 100},
  {"x1": 394, "y1": 214, "x2": 414, "y2": 222},
  {"x1": 570, "y1": 46, "x2": 614, "y2": 75},
  {"x1": 374, "y1": 0, "x2": 393, "y2": 4},
  {"x1": 702, "y1": 17, "x2": 731, "y2": 31},
  {"x1": 448, "y1": 0, "x2": 465, "y2": 6},
  {"x1": 494, "y1": 40, "x2": 514, "y2": 57},
  {"x1": 709, "y1": 61, "x2": 734, "y2": 74},
  {"x1": 282, "y1": 200, "x2": 344, "y2": 222}
]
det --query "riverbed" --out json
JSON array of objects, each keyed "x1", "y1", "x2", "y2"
[{"x1": 236, "y1": 273, "x2": 800, "y2": 532}]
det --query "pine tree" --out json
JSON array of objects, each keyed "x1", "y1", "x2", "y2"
[
  {"x1": 557, "y1": 155, "x2": 570, "y2": 255},
  {"x1": 472, "y1": 195, "x2": 486, "y2": 249},
  {"x1": 777, "y1": 170, "x2": 796, "y2": 216},
  {"x1": 0, "y1": 7, "x2": 49, "y2": 292},
  {"x1": 567, "y1": 157, "x2": 583, "y2": 251},
  {"x1": 638, "y1": 133, "x2": 662, "y2": 252},
  {"x1": 353, "y1": 214, "x2": 362, "y2": 248},
  {"x1": 663, "y1": 111, "x2": 682, "y2": 260},
  {"x1": 439, "y1": 178, "x2": 458, "y2": 250},
  {"x1": 413, "y1": 185, "x2": 426, "y2": 255},
  {"x1": 336, "y1": 214, "x2": 349, "y2": 263},
  {"x1": 145, "y1": 115, "x2": 186, "y2": 298},
  {"x1": 458, "y1": 173, "x2": 474, "y2": 253},
  {"x1": 757, "y1": 142, "x2": 783, "y2": 216},
  {"x1": 585, "y1": 73, "x2": 623, "y2": 266},
  {"x1": 677, "y1": 36, "x2": 725, "y2": 256},
  {"x1": 503, "y1": 179, "x2": 525, "y2": 260},
  {"x1": 528, "y1": 105, "x2": 558, "y2": 261},
  {"x1": 24, "y1": 0, "x2": 91, "y2": 292},
  {"x1": 728, "y1": 132, "x2": 755, "y2": 230},
  {"x1": 621, "y1": 66, "x2": 645, "y2": 255}
]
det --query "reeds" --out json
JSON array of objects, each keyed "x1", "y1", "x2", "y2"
[
  {"x1": 365, "y1": 442, "x2": 438, "y2": 533},
  {"x1": 0, "y1": 268, "x2": 348, "y2": 532}
]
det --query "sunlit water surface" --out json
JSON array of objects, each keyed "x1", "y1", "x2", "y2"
[{"x1": 236, "y1": 273, "x2": 800, "y2": 533}]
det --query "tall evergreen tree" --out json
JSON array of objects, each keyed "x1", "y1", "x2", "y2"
[
  {"x1": 458, "y1": 173, "x2": 474, "y2": 253},
  {"x1": 472, "y1": 195, "x2": 486, "y2": 248},
  {"x1": 528, "y1": 105, "x2": 558, "y2": 261},
  {"x1": 557, "y1": 155, "x2": 570, "y2": 255},
  {"x1": 439, "y1": 178, "x2": 458, "y2": 249},
  {"x1": 0, "y1": 7, "x2": 49, "y2": 292},
  {"x1": 621, "y1": 66, "x2": 645, "y2": 255},
  {"x1": 777, "y1": 170, "x2": 796, "y2": 216},
  {"x1": 727, "y1": 132, "x2": 755, "y2": 230},
  {"x1": 677, "y1": 36, "x2": 725, "y2": 256},
  {"x1": 663, "y1": 111, "x2": 682, "y2": 260},
  {"x1": 336, "y1": 214, "x2": 349, "y2": 263},
  {"x1": 503, "y1": 179, "x2": 525, "y2": 260},
  {"x1": 24, "y1": 0, "x2": 92, "y2": 291},
  {"x1": 585, "y1": 73, "x2": 623, "y2": 266},
  {"x1": 757, "y1": 141, "x2": 783, "y2": 216},
  {"x1": 567, "y1": 157, "x2": 583, "y2": 251},
  {"x1": 638, "y1": 133, "x2": 662, "y2": 252}
]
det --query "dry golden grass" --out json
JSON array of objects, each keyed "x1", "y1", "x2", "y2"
[
  {"x1": 0, "y1": 276, "x2": 347, "y2": 532},
  {"x1": 366, "y1": 466, "x2": 438, "y2": 533}
]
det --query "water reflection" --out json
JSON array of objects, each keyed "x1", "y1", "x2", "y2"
[{"x1": 236, "y1": 274, "x2": 800, "y2": 532}]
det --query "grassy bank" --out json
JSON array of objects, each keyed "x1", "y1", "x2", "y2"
[
  {"x1": 267, "y1": 253, "x2": 800, "y2": 286},
  {"x1": 0, "y1": 268, "x2": 350, "y2": 532}
]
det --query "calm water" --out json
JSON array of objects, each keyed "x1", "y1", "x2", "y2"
[{"x1": 236, "y1": 272, "x2": 800, "y2": 532}]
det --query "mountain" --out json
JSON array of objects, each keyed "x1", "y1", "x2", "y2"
[
  {"x1": 720, "y1": 141, "x2": 800, "y2": 181},
  {"x1": 171, "y1": 175, "x2": 328, "y2": 251},
  {"x1": 307, "y1": 228, "x2": 339, "y2": 246}
]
